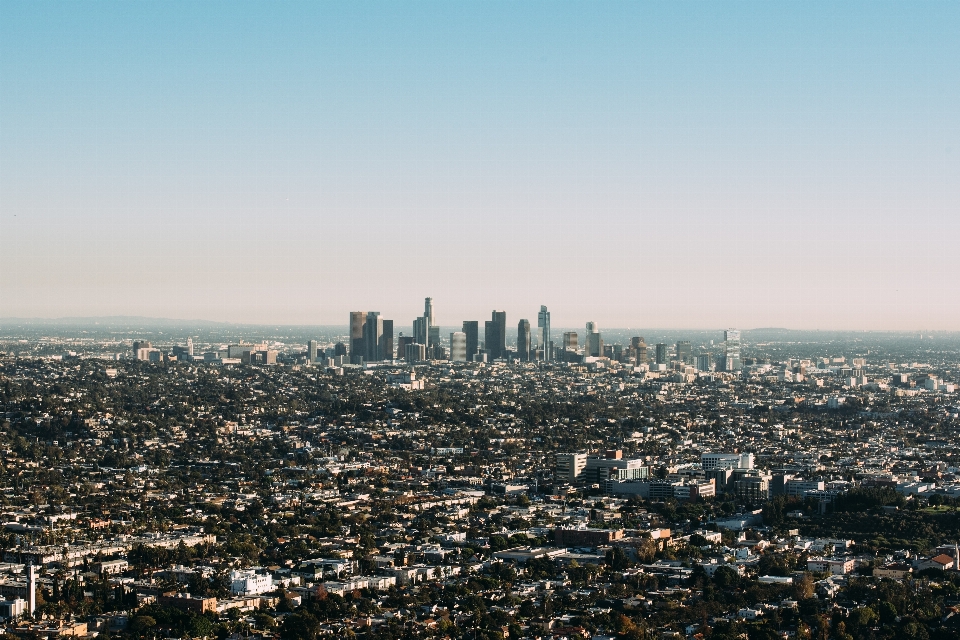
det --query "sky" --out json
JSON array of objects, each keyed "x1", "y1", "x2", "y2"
[{"x1": 1, "y1": 1, "x2": 958, "y2": 330}]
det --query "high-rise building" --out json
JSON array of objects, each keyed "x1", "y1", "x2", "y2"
[
  {"x1": 676, "y1": 341, "x2": 692, "y2": 365},
  {"x1": 724, "y1": 329, "x2": 742, "y2": 371},
  {"x1": 349, "y1": 312, "x2": 367, "y2": 360},
  {"x1": 413, "y1": 296, "x2": 437, "y2": 352},
  {"x1": 363, "y1": 312, "x2": 383, "y2": 362},
  {"x1": 563, "y1": 332, "x2": 578, "y2": 350},
  {"x1": 381, "y1": 320, "x2": 394, "y2": 360},
  {"x1": 405, "y1": 343, "x2": 426, "y2": 364},
  {"x1": 186, "y1": 338, "x2": 194, "y2": 357},
  {"x1": 696, "y1": 353, "x2": 712, "y2": 371},
  {"x1": 413, "y1": 316, "x2": 428, "y2": 347},
  {"x1": 555, "y1": 453, "x2": 587, "y2": 483},
  {"x1": 655, "y1": 343, "x2": 668, "y2": 365},
  {"x1": 632, "y1": 337, "x2": 648, "y2": 365},
  {"x1": 538, "y1": 305, "x2": 552, "y2": 361},
  {"x1": 462, "y1": 321, "x2": 479, "y2": 361},
  {"x1": 485, "y1": 310, "x2": 506, "y2": 360},
  {"x1": 396, "y1": 334, "x2": 414, "y2": 361},
  {"x1": 308, "y1": 339, "x2": 320, "y2": 364},
  {"x1": 585, "y1": 322, "x2": 602, "y2": 357},
  {"x1": 450, "y1": 332, "x2": 467, "y2": 362},
  {"x1": 424, "y1": 297, "x2": 434, "y2": 327},
  {"x1": 517, "y1": 319, "x2": 531, "y2": 362}
]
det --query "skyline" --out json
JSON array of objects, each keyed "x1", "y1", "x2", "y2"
[{"x1": 2, "y1": 1, "x2": 959, "y2": 329}]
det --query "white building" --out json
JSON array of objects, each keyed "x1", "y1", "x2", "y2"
[
  {"x1": 583, "y1": 451, "x2": 649, "y2": 483},
  {"x1": 555, "y1": 453, "x2": 587, "y2": 483},
  {"x1": 230, "y1": 569, "x2": 274, "y2": 596},
  {"x1": 0, "y1": 599, "x2": 26, "y2": 620},
  {"x1": 701, "y1": 453, "x2": 754, "y2": 471},
  {"x1": 449, "y1": 332, "x2": 467, "y2": 362}
]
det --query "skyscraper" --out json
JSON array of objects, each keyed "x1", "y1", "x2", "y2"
[
  {"x1": 363, "y1": 312, "x2": 383, "y2": 362},
  {"x1": 697, "y1": 353, "x2": 712, "y2": 371},
  {"x1": 563, "y1": 332, "x2": 578, "y2": 350},
  {"x1": 414, "y1": 296, "x2": 436, "y2": 350},
  {"x1": 424, "y1": 297, "x2": 434, "y2": 327},
  {"x1": 450, "y1": 332, "x2": 467, "y2": 362},
  {"x1": 655, "y1": 343, "x2": 668, "y2": 365},
  {"x1": 413, "y1": 316, "x2": 428, "y2": 347},
  {"x1": 631, "y1": 337, "x2": 648, "y2": 366},
  {"x1": 724, "y1": 329, "x2": 741, "y2": 371},
  {"x1": 349, "y1": 311, "x2": 367, "y2": 361},
  {"x1": 462, "y1": 321, "x2": 479, "y2": 361},
  {"x1": 396, "y1": 334, "x2": 414, "y2": 361},
  {"x1": 381, "y1": 319, "x2": 394, "y2": 360},
  {"x1": 485, "y1": 310, "x2": 506, "y2": 360},
  {"x1": 517, "y1": 319, "x2": 531, "y2": 362},
  {"x1": 676, "y1": 341, "x2": 692, "y2": 365},
  {"x1": 405, "y1": 342, "x2": 426, "y2": 364},
  {"x1": 308, "y1": 339, "x2": 319, "y2": 364},
  {"x1": 537, "y1": 305, "x2": 552, "y2": 361},
  {"x1": 585, "y1": 322, "x2": 602, "y2": 357}
]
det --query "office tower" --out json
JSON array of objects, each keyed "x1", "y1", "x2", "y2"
[
  {"x1": 676, "y1": 341, "x2": 692, "y2": 365},
  {"x1": 485, "y1": 310, "x2": 506, "y2": 360},
  {"x1": 585, "y1": 322, "x2": 602, "y2": 357},
  {"x1": 428, "y1": 326, "x2": 440, "y2": 349},
  {"x1": 396, "y1": 334, "x2": 414, "y2": 361},
  {"x1": 517, "y1": 319, "x2": 531, "y2": 362},
  {"x1": 555, "y1": 453, "x2": 587, "y2": 483},
  {"x1": 724, "y1": 329, "x2": 742, "y2": 371},
  {"x1": 381, "y1": 320, "x2": 394, "y2": 360},
  {"x1": 186, "y1": 337, "x2": 194, "y2": 357},
  {"x1": 424, "y1": 297, "x2": 435, "y2": 326},
  {"x1": 631, "y1": 337, "x2": 648, "y2": 365},
  {"x1": 450, "y1": 332, "x2": 467, "y2": 362},
  {"x1": 363, "y1": 312, "x2": 383, "y2": 362},
  {"x1": 462, "y1": 321, "x2": 479, "y2": 361},
  {"x1": 484, "y1": 321, "x2": 497, "y2": 359},
  {"x1": 349, "y1": 312, "x2": 367, "y2": 359},
  {"x1": 308, "y1": 339, "x2": 319, "y2": 363},
  {"x1": 563, "y1": 331, "x2": 578, "y2": 350},
  {"x1": 413, "y1": 316, "x2": 428, "y2": 347},
  {"x1": 697, "y1": 353, "x2": 712, "y2": 372},
  {"x1": 334, "y1": 342, "x2": 347, "y2": 357},
  {"x1": 405, "y1": 343, "x2": 426, "y2": 364},
  {"x1": 655, "y1": 343, "x2": 668, "y2": 365},
  {"x1": 538, "y1": 305, "x2": 552, "y2": 361}
]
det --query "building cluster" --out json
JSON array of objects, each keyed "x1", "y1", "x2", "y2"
[{"x1": 0, "y1": 320, "x2": 959, "y2": 638}]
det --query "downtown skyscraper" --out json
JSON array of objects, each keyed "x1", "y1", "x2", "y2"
[
  {"x1": 538, "y1": 305, "x2": 552, "y2": 361},
  {"x1": 517, "y1": 319, "x2": 531, "y2": 362},
  {"x1": 485, "y1": 310, "x2": 507, "y2": 360}
]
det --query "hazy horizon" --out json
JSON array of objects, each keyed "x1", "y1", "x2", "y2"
[
  {"x1": 2, "y1": 2, "x2": 959, "y2": 329},
  {"x1": 1, "y1": 314, "x2": 957, "y2": 336}
]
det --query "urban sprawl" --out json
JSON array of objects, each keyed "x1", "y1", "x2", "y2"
[{"x1": 1, "y1": 301, "x2": 960, "y2": 640}]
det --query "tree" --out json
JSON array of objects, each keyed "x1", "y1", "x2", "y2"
[
  {"x1": 280, "y1": 611, "x2": 322, "y2": 640},
  {"x1": 130, "y1": 615, "x2": 157, "y2": 637}
]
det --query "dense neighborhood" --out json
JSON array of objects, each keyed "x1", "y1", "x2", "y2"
[{"x1": 1, "y1": 327, "x2": 960, "y2": 639}]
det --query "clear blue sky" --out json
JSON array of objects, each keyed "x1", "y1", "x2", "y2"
[{"x1": 1, "y1": 1, "x2": 958, "y2": 329}]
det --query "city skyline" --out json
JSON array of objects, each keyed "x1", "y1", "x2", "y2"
[{"x1": 3, "y1": 2, "x2": 959, "y2": 329}]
